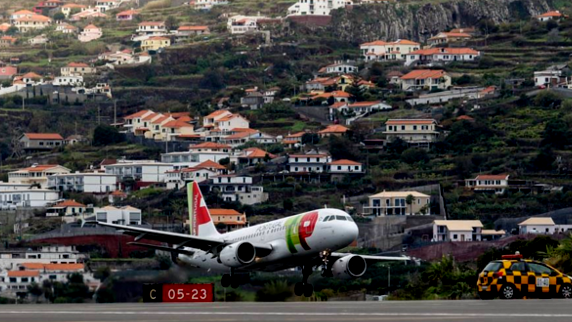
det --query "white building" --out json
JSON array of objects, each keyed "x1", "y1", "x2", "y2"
[
  {"x1": 137, "y1": 21, "x2": 167, "y2": 35},
  {"x1": 327, "y1": 159, "x2": 363, "y2": 174},
  {"x1": 0, "y1": 246, "x2": 85, "y2": 271},
  {"x1": 209, "y1": 175, "x2": 268, "y2": 205},
  {"x1": 193, "y1": 0, "x2": 228, "y2": 10},
  {"x1": 464, "y1": 174, "x2": 510, "y2": 194},
  {"x1": 8, "y1": 164, "x2": 71, "y2": 188},
  {"x1": 95, "y1": 0, "x2": 120, "y2": 13},
  {"x1": 365, "y1": 191, "x2": 431, "y2": 216},
  {"x1": 360, "y1": 39, "x2": 420, "y2": 61},
  {"x1": 287, "y1": 154, "x2": 332, "y2": 173},
  {"x1": 399, "y1": 70, "x2": 452, "y2": 92},
  {"x1": 0, "y1": 189, "x2": 59, "y2": 209},
  {"x1": 384, "y1": 119, "x2": 439, "y2": 147},
  {"x1": 53, "y1": 76, "x2": 83, "y2": 86},
  {"x1": 47, "y1": 173, "x2": 118, "y2": 194},
  {"x1": 227, "y1": 15, "x2": 269, "y2": 34},
  {"x1": 433, "y1": 220, "x2": 483, "y2": 242},
  {"x1": 536, "y1": 10, "x2": 565, "y2": 22},
  {"x1": 318, "y1": 61, "x2": 358, "y2": 74},
  {"x1": 78, "y1": 24, "x2": 102, "y2": 43},
  {"x1": 534, "y1": 69, "x2": 564, "y2": 88},
  {"x1": 94, "y1": 205, "x2": 142, "y2": 225},
  {"x1": 288, "y1": 0, "x2": 353, "y2": 16},
  {"x1": 405, "y1": 48, "x2": 481, "y2": 67},
  {"x1": 104, "y1": 162, "x2": 174, "y2": 183}
]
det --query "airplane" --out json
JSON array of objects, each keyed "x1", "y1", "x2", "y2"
[{"x1": 95, "y1": 181, "x2": 411, "y2": 297}]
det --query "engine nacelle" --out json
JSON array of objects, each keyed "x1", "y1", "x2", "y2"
[
  {"x1": 219, "y1": 242, "x2": 256, "y2": 268},
  {"x1": 331, "y1": 255, "x2": 367, "y2": 279}
]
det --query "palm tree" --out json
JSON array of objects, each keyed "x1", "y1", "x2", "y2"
[{"x1": 405, "y1": 194, "x2": 415, "y2": 215}]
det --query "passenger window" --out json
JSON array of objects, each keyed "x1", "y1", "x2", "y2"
[
  {"x1": 510, "y1": 262, "x2": 526, "y2": 272},
  {"x1": 528, "y1": 263, "x2": 553, "y2": 275}
]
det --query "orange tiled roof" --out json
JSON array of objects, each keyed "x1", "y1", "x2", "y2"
[
  {"x1": 190, "y1": 142, "x2": 231, "y2": 149},
  {"x1": 328, "y1": 159, "x2": 362, "y2": 166},
  {"x1": 476, "y1": 174, "x2": 509, "y2": 180},
  {"x1": 139, "y1": 21, "x2": 165, "y2": 26},
  {"x1": 286, "y1": 132, "x2": 306, "y2": 138},
  {"x1": 22, "y1": 72, "x2": 42, "y2": 79},
  {"x1": 349, "y1": 101, "x2": 381, "y2": 107},
  {"x1": 318, "y1": 125, "x2": 349, "y2": 134},
  {"x1": 21, "y1": 263, "x2": 84, "y2": 271},
  {"x1": 400, "y1": 70, "x2": 446, "y2": 80},
  {"x1": 386, "y1": 119, "x2": 436, "y2": 125},
  {"x1": 16, "y1": 15, "x2": 51, "y2": 22},
  {"x1": 178, "y1": 25, "x2": 209, "y2": 31},
  {"x1": 53, "y1": 200, "x2": 86, "y2": 208},
  {"x1": 142, "y1": 112, "x2": 158, "y2": 121},
  {"x1": 12, "y1": 10, "x2": 35, "y2": 15},
  {"x1": 124, "y1": 110, "x2": 150, "y2": 120},
  {"x1": 196, "y1": 160, "x2": 226, "y2": 170},
  {"x1": 242, "y1": 148, "x2": 276, "y2": 159},
  {"x1": 431, "y1": 32, "x2": 472, "y2": 39},
  {"x1": 163, "y1": 120, "x2": 192, "y2": 128},
  {"x1": 8, "y1": 270, "x2": 39, "y2": 277},
  {"x1": 67, "y1": 62, "x2": 89, "y2": 68},
  {"x1": 151, "y1": 115, "x2": 170, "y2": 124},
  {"x1": 538, "y1": 11, "x2": 563, "y2": 18},
  {"x1": 457, "y1": 115, "x2": 474, "y2": 121},
  {"x1": 147, "y1": 36, "x2": 169, "y2": 41},
  {"x1": 24, "y1": 133, "x2": 63, "y2": 140},
  {"x1": 205, "y1": 109, "x2": 231, "y2": 119},
  {"x1": 117, "y1": 9, "x2": 139, "y2": 16},
  {"x1": 209, "y1": 208, "x2": 242, "y2": 216},
  {"x1": 361, "y1": 39, "x2": 420, "y2": 47}
]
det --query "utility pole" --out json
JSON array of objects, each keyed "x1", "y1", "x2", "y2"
[{"x1": 114, "y1": 99, "x2": 117, "y2": 125}]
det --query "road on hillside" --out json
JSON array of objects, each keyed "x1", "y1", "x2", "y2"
[{"x1": 1, "y1": 300, "x2": 572, "y2": 322}]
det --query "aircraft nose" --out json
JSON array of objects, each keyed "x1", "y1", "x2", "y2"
[{"x1": 349, "y1": 221, "x2": 359, "y2": 241}]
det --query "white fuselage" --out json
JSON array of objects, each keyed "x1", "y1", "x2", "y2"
[{"x1": 178, "y1": 208, "x2": 358, "y2": 272}]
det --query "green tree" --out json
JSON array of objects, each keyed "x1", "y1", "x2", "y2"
[
  {"x1": 301, "y1": 133, "x2": 319, "y2": 145},
  {"x1": 541, "y1": 119, "x2": 569, "y2": 149},
  {"x1": 534, "y1": 91, "x2": 562, "y2": 109},
  {"x1": 53, "y1": 12, "x2": 65, "y2": 21},
  {"x1": 92, "y1": 125, "x2": 125, "y2": 146},
  {"x1": 255, "y1": 280, "x2": 293, "y2": 301},
  {"x1": 283, "y1": 198, "x2": 293, "y2": 210},
  {"x1": 401, "y1": 148, "x2": 429, "y2": 164},
  {"x1": 165, "y1": 16, "x2": 178, "y2": 31},
  {"x1": 26, "y1": 283, "x2": 43, "y2": 303},
  {"x1": 405, "y1": 194, "x2": 415, "y2": 215}
]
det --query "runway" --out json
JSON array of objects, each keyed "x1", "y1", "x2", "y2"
[{"x1": 1, "y1": 300, "x2": 572, "y2": 322}]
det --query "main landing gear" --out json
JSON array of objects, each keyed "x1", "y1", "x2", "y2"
[
  {"x1": 221, "y1": 269, "x2": 241, "y2": 289},
  {"x1": 294, "y1": 265, "x2": 314, "y2": 297}
]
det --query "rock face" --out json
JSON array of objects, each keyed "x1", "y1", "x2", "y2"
[{"x1": 330, "y1": 0, "x2": 553, "y2": 43}]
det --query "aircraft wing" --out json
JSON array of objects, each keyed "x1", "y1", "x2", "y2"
[
  {"x1": 95, "y1": 221, "x2": 273, "y2": 256},
  {"x1": 331, "y1": 252, "x2": 412, "y2": 265}
]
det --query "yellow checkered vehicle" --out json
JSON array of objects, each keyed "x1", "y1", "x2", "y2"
[{"x1": 478, "y1": 254, "x2": 572, "y2": 300}]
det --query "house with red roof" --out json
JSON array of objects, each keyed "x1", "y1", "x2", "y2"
[
  {"x1": 236, "y1": 148, "x2": 276, "y2": 166},
  {"x1": 46, "y1": 200, "x2": 87, "y2": 216},
  {"x1": 536, "y1": 10, "x2": 566, "y2": 22},
  {"x1": 360, "y1": 39, "x2": 420, "y2": 61},
  {"x1": 0, "y1": 36, "x2": 17, "y2": 48},
  {"x1": 384, "y1": 119, "x2": 439, "y2": 147},
  {"x1": 0, "y1": 64, "x2": 17, "y2": 80},
  {"x1": 13, "y1": 14, "x2": 52, "y2": 32},
  {"x1": 61, "y1": 62, "x2": 95, "y2": 77},
  {"x1": 61, "y1": 3, "x2": 87, "y2": 17},
  {"x1": 428, "y1": 32, "x2": 472, "y2": 46},
  {"x1": 70, "y1": 8, "x2": 106, "y2": 21},
  {"x1": 116, "y1": 9, "x2": 139, "y2": 21},
  {"x1": 177, "y1": 25, "x2": 210, "y2": 36},
  {"x1": 78, "y1": 24, "x2": 102, "y2": 42},
  {"x1": 18, "y1": 133, "x2": 64, "y2": 152},
  {"x1": 405, "y1": 47, "x2": 481, "y2": 66},
  {"x1": 209, "y1": 208, "x2": 247, "y2": 232},
  {"x1": 282, "y1": 131, "x2": 307, "y2": 148},
  {"x1": 318, "y1": 124, "x2": 350, "y2": 138},
  {"x1": 399, "y1": 69, "x2": 451, "y2": 91},
  {"x1": 8, "y1": 164, "x2": 70, "y2": 188},
  {"x1": 328, "y1": 159, "x2": 363, "y2": 174},
  {"x1": 464, "y1": 174, "x2": 510, "y2": 194}
]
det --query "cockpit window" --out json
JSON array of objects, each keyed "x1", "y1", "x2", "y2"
[
  {"x1": 336, "y1": 215, "x2": 347, "y2": 221},
  {"x1": 328, "y1": 216, "x2": 336, "y2": 221},
  {"x1": 323, "y1": 216, "x2": 330, "y2": 222},
  {"x1": 347, "y1": 216, "x2": 354, "y2": 222}
]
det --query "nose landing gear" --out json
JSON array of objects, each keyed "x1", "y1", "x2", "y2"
[
  {"x1": 221, "y1": 269, "x2": 241, "y2": 288},
  {"x1": 294, "y1": 264, "x2": 314, "y2": 297}
]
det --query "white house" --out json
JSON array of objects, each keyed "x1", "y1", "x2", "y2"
[
  {"x1": 137, "y1": 21, "x2": 167, "y2": 35},
  {"x1": 360, "y1": 39, "x2": 420, "y2": 61},
  {"x1": 399, "y1": 69, "x2": 452, "y2": 91},
  {"x1": 0, "y1": 246, "x2": 85, "y2": 271},
  {"x1": 405, "y1": 48, "x2": 480, "y2": 66},
  {"x1": 162, "y1": 147, "x2": 231, "y2": 169},
  {"x1": 384, "y1": 119, "x2": 439, "y2": 147},
  {"x1": 536, "y1": 10, "x2": 565, "y2": 22},
  {"x1": 464, "y1": 174, "x2": 510, "y2": 194},
  {"x1": 534, "y1": 69, "x2": 564, "y2": 87},
  {"x1": 364, "y1": 191, "x2": 431, "y2": 216},
  {"x1": 209, "y1": 175, "x2": 268, "y2": 205},
  {"x1": 288, "y1": 0, "x2": 353, "y2": 16},
  {"x1": 0, "y1": 189, "x2": 59, "y2": 209},
  {"x1": 47, "y1": 173, "x2": 118, "y2": 194},
  {"x1": 95, "y1": 0, "x2": 120, "y2": 13},
  {"x1": 318, "y1": 61, "x2": 358, "y2": 74},
  {"x1": 8, "y1": 164, "x2": 70, "y2": 188},
  {"x1": 327, "y1": 159, "x2": 363, "y2": 174},
  {"x1": 433, "y1": 220, "x2": 483, "y2": 242},
  {"x1": 104, "y1": 161, "x2": 174, "y2": 184},
  {"x1": 78, "y1": 24, "x2": 102, "y2": 43},
  {"x1": 61, "y1": 62, "x2": 96, "y2": 77},
  {"x1": 94, "y1": 205, "x2": 142, "y2": 225},
  {"x1": 193, "y1": 0, "x2": 229, "y2": 10},
  {"x1": 428, "y1": 32, "x2": 472, "y2": 46},
  {"x1": 227, "y1": 15, "x2": 269, "y2": 34},
  {"x1": 46, "y1": 200, "x2": 87, "y2": 217},
  {"x1": 53, "y1": 76, "x2": 83, "y2": 86},
  {"x1": 287, "y1": 154, "x2": 332, "y2": 173},
  {"x1": 203, "y1": 109, "x2": 233, "y2": 128}
]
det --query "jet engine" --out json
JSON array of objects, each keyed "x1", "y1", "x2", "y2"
[
  {"x1": 331, "y1": 255, "x2": 367, "y2": 279},
  {"x1": 219, "y1": 242, "x2": 256, "y2": 267}
]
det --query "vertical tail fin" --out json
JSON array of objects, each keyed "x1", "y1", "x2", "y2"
[{"x1": 188, "y1": 181, "x2": 220, "y2": 237}]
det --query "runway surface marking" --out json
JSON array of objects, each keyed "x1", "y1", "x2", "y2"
[{"x1": 3, "y1": 311, "x2": 572, "y2": 318}]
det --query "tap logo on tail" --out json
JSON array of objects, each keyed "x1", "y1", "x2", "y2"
[{"x1": 285, "y1": 211, "x2": 318, "y2": 253}]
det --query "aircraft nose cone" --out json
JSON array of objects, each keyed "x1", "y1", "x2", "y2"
[{"x1": 349, "y1": 222, "x2": 359, "y2": 241}]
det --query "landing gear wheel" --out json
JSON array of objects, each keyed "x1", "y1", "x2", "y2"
[
  {"x1": 294, "y1": 282, "x2": 304, "y2": 296},
  {"x1": 231, "y1": 280, "x2": 240, "y2": 289},
  {"x1": 560, "y1": 284, "x2": 572, "y2": 299},
  {"x1": 221, "y1": 274, "x2": 231, "y2": 288},
  {"x1": 500, "y1": 284, "x2": 518, "y2": 300},
  {"x1": 303, "y1": 283, "x2": 314, "y2": 297}
]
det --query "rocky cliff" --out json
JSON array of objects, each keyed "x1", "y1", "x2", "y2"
[{"x1": 330, "y1": 0, "x2": 555, "y2": 43}]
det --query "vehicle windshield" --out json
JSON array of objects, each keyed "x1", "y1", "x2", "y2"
[{"x1": 483, "y1": 262, "x2": 502, "y2": 272}]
